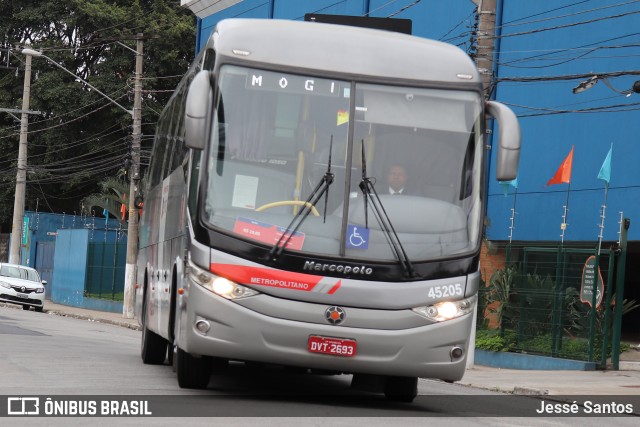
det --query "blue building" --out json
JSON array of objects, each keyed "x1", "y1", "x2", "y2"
[{"x1": 180, "y1": 0, "x2": 640, "y2": 336}]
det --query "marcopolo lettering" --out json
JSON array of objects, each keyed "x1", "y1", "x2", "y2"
[{"x1": 303, "y1": 261, "x2": 373, "y2": 275}]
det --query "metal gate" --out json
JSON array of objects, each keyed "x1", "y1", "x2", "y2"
[
  {"x1": 85, "y1": 241, "x2": 127, "y2": 301},
  {"x1": 35, "y1": 241, "x2": 56, "y2": 299},
  {"x1": 479, "y1": 219, "x2": 631, "y2": 369}
]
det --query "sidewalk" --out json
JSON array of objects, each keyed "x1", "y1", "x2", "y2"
[
  {"x1": 459, "y1": 365, "x2": 640, "y2": 396},
  {"x1": 43, "y1": 300, "x2": 140, "y2": 331},
  {"x1": 10, "y1": 301, "x2": 640, "y2": 397}
]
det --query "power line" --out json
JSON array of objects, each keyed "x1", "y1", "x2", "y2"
[
  {"x1": 496, "y1": 69, "x2": 640, "y2": 83},
  {"x1": 497, "y1": 32, "x2": 640, "y2": 67},
  {"x1": 505, "y1": 100, "x2": 640, "y2": 117},
  {"x1": 497, "y1": 8, "x2": 640, "y2": 39},
  {"x1": 387, "y1": 0, "x2": 421, "y2": 18},
  {"x1": 0, "y1": 97, "x2": 129, "y2": 141},
  {"x1": 363, "y1": 0, "x2": 401, "y2": 17},
  {"x1": 500, "y1": 0, "x2": 639, "y2": 29},
  {"x1": 498, "y1": 44, "x2": 640, "y2": 69},
  {"x1": 439, "y1": 9, "x2": 476, "y2": 42}
]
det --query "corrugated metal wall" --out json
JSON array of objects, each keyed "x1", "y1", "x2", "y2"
[{"x1": 35, "y1": 241, "x2": 55, "y2": 299}]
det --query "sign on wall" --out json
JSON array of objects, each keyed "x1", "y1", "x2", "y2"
[{"x1": 580, "y1": 255, "x2": 604, "y2": 308}]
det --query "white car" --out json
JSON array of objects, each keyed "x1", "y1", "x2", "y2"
[{"x1": 0, "y1": 263, "x2": 47, "y2": 312}]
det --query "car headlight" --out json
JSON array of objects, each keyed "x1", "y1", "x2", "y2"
[
  {"x1": 0, "y1": 281, "x2": 11, "y2": 289},
  {"x1": 35, "y1": 288, "x2": 44, "y2": 294},
  {"x1": 412, "y1": 295, "x2": 476, "y2": 322},
  {"x1": 187, "y1": 259, "x2": 260, "y2": 300}
]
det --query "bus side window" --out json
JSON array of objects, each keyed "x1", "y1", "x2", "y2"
[
  {"x1": 188, "y1": 150, "x2": 202, "y2": 222},
  {"x1": 202, "y1": 48, "x2": 216, "y2": 71},
  {"x1": 149, "y1": 122, "x2": 169, "y2": 188}
]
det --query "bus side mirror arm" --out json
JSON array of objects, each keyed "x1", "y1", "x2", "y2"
[
  {"x1": 486, "y1": 100, "x2": 521, "y2": 181},
  {"x1": 185, "y1": 70, "x2": 214, "y2": 151}
]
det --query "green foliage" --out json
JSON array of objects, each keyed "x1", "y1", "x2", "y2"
[
  {"x1": 0, "y1": 1, "x2": 195, "y2": 231},
  {"x1": 484, "y1": 264, "x2": 519, "y2": 330},
  {"x1": 81, "y1": 177, "x2": 129, "y2": 220},
  {"x1": 478, "y1": 258, "x2": 638, "y2": 362},
  {"x1": 517, "y1": 271, "x2": 555, "y2": 337},
  {"x1": 84, "y1": 291, "x2": 124, "y2": 301},
  {"x1": 564, "y1": 286, "x2": 639, "y2": 340},
  {"x1": 474, "y1": 329, "x2": 507, "y2": 352}
]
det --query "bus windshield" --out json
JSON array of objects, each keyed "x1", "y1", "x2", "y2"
[{"x1": 203, "y1": 64, "x2": 484, "y2": 262}]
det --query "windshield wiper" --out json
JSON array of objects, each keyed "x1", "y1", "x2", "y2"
[
  {"x1": 358, "y1": 140, "x2": 415, "y2": 277},
  {"x1": 268, "y1": 136, "x2": 335, "y2": 262}
]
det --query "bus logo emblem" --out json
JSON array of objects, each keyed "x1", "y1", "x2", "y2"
[{"x1": 325, "y1": 306, "x2": 345, "y2": 325}]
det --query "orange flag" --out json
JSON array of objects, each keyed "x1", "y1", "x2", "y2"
[
  {"x1": 546, "y1": 146, "x2": 574, "y2": 186},
  {"x1": 120, "y1": 194, "x2": 127, "y2": 221}
]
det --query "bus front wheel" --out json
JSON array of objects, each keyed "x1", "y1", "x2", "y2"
[
  {"x1": 141, "y1": 293, "x2": 168, "y2": 364},
  {"x1": 176, "y1": 346, "x2": 212, "y2": 389}
]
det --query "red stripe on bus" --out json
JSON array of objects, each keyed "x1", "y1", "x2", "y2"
[
  {"x1": 327, "y1": 281, "x2": 342, "y2": 294},
  {"x1": 210, "y1": 263, "x2": 340, "y2": 293}
]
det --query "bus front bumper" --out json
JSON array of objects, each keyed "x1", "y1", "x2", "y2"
[{"x1": 179, "y1": 283, "x2": 473, "y2": 381}]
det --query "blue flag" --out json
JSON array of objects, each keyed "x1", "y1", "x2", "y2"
[
  {"x1": 597, "y1": 145, "x2": 612, "y2": 184},
  {"x1": 499, "y1": 177, "x2": 518, "y2": 196}
]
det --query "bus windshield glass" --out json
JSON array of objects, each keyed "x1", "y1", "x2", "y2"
[{"x1": 203, "y1": 65, "x2": 484, "y2": 262}]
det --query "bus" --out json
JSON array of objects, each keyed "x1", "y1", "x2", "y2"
[{"x1": 135, "y1": 18, "x2": 520, "y2": 402}]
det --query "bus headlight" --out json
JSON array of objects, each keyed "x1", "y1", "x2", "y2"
[
  {"x1": 188, "y1": 259, "x2": 260, "y2": 300},
  {"x1": 412, "y1": 295, "x2": 476, "y2": 322}
]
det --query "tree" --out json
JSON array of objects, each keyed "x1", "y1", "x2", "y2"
[
  {"x1": 0, "y1": 0, "x2": 195, "y2": 231},
  {"x1": 82, "y1": 176, "x2": 130, "y2": 221}
]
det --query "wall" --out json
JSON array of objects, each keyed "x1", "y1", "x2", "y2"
[
  {"x1": 9, "y1": 211, "x2": 125, "y2": 268},
  {"x1": 51, "y1": 229, "x2": 89, "y2": 307},
  {"x1": 486, "y1": 1, "x2": 640, "y2": 242},
  {"x1": 50, "y1": 228, "x2": 125, "y2": 313}
]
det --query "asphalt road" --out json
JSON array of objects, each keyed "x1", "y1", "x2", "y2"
[{"x1": 1, "y1": 306, "x2": 638, "y2": 426}]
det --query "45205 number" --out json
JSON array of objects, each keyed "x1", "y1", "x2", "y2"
[{"x1": 428, "y1": 283, "x2": 463, "y2": 299}]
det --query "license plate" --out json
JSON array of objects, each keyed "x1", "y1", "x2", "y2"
[
  {"x1": 16, "y1": 292, "x2": 29, "y2": 299},
  {"x1": 308, "y1": 335, "x2": 357, "y2": 357}
]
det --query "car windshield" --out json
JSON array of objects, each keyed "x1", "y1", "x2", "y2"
[
  {"x1": 0, "y1": 265, "x2": 40, "y2": 282},
  {"x1": 202, "y1": 65, "x2": 484, "y2": 262}
]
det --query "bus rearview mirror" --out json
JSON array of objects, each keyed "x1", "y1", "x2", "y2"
[
  {"x1": 185, "y1": 70, "x2": 214, "y2": 151},
  {"x1": 486, "y1": 100, "x2": 521, "y2": 181}
]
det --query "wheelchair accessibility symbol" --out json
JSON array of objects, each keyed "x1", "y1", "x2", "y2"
[{"x1": 346, "y1": 224, "x2": 369, "y2": 249}]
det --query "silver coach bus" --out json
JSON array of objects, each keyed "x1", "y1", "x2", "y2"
[{"x1": 135, "y1": 18, "x2": 520, "y2": 402}]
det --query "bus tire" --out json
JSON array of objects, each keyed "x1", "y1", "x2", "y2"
[
  {"x1": 141, "y1": 293, "x2": 168, "y2": 365},
  {"x1": 141, "y1": 324, "x2": 167, "y2": 365},
  {"x1": 384, "y1": 376, "x2": 418, "y2": 403},
  {"x1": 176, "y1": 346, "x2": 212, "y2": 389}
]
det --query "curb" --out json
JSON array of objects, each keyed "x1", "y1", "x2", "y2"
[
  {"x1": 475, "y1": 350, "x2": 640, "y2": 371},
  {"x1": 44, "y1": 309, "x2": 142, "y2": 331},
  {"x1": 475, "y1": 350, "x2": 597, "y2": 371},
  {"x1": 513, "y1": 386, "x2": 549, "y2": 396}
]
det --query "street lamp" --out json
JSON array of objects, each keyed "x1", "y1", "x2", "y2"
[
  {"x1": 21, "y1": 48, "x2": 133, "y2": 116},
  {"x1": 19, "y1": 45, "x2": 143, "y2": 319},
  {"x1": 572, "y1": 75, "x2": 640, "y2": 96},
  {"x1": 572, "y1": 76, "x2": 598, "y2": 94}
]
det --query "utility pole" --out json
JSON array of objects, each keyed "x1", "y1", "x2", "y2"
[
  {"x1": 468, "y1": 0, "x2": 497, "y2": 371},
  {"x1": 474, "y1": 0, "x2": 497, "y2": 98},
  {"x1": 123, "y1": 34, "x2": 143, "y2": 318},
  {"x1": 9, "y1": 53, "x2": 33, "y2": 264}
]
